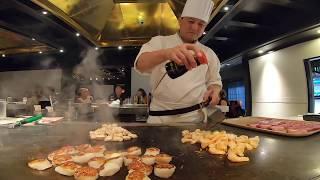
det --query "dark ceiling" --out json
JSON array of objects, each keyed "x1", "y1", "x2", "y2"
[
  {"x1": 201, "y1": 0, "x2": 320, "y2": 62},
  {"x1": 0, "y1": 0, "x2": 320, "y2": 72}
]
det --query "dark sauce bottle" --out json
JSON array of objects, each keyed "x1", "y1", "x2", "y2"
[
  {"x1": 165, "y1": 50, "x2": 208, "y2": 79},
  {"x1": 165, "y1": 59, "x2": 202, "y2": 79}
]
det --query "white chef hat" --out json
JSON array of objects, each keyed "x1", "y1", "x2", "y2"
[{"x1": 181, "y1": 0, "x2": 214, "y2": 23}]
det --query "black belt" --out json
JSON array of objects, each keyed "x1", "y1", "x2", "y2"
[{"x1": 149, "y1": 98, "x2": 211, "y2": 116}]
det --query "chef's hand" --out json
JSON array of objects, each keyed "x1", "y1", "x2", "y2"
[
  {"x1": 203, "y1": 85, "x2": 221, "y2": 106},
  {"x1": 164, "y1": 44, "x2": 202, "y2": 70}
]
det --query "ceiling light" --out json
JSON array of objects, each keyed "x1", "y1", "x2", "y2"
[
  {"x1": 118, "y1": 46, "x2": 123, "y2": 50},
  {"x1": 2, "y1": 54, "x2": 5, "y2": 57},
  {"x1": 226, "y1": 64, "x2": 230, "y2": 66},
  {"x1": 258, "y1": 50, "x2": 264, "y2": 54},
  {"x1": 59, "y1": 49, "x2": 64, "y2": 53},
  {"x1": 203, "y1": 32, "x2": 207, "y2": 35},
  {"x1": 95, "y1": 47, "x2": 99, "y2": 50},
  {"x1": 76, "y1": 33, "x2": 80, "y2": 37},
  {"x1": 31, "y1": 38, "x2": 36, "y2": 41},
  {"x1": 38, "y1": 51, "x2": 43, "y2": 54},
  {"x1": 42, "y1": 11, "x2": 48, "y2": 15},
  {"x1": 223, "y1": 6, "x2": 229, "y2": 11},
  {"x1": 317, "y1": 29, "x2": 320, "y2": 34}
]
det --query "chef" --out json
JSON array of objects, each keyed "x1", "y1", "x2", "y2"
[{"x1": 134, "y1": 0, "x2": 222, "y2": 123}]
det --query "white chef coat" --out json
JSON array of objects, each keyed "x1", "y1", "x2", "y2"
[{"x1": 134, "y1": 33, "x2": 222, "y2": 123}]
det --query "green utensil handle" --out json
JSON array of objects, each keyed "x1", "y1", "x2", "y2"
[{"x1": 21, "y1": 114, "x2": 43, "y2": 124}]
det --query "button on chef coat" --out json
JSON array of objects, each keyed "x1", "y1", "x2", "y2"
[{"x1": 134, "y1": 33, "x2": 222, "y2": 123}]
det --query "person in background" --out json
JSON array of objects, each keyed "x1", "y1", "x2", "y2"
[
  {"x1": 108, "y1": 85, "x2": 126, "y2": 102},
  {"x1": 135, "y1": 88, "x2": 147, "y2": 104},
  {"x1": 227, "y1": 100, "x2": 245, "y2": 118},
  {"x1": 218, "y1": 89, "x2": 229, "y2": 106},
  {"x1": 134, "y1": 0, "x2": 222, "y2": 123},
  {"x1": 75, "y1": 88, "x2": 93, "y2": 103}
]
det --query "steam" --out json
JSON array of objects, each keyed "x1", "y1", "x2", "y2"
[{"x1": 70, "y1": 48, "x2": 116, "y2": 121}]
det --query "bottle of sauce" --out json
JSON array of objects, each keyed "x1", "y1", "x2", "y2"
[{"x1": 165, "y1": 50, "x2": 208, "y2": 79}]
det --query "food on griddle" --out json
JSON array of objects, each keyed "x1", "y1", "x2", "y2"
[
  {"x1": 74, "y1": 166, "x2": 98, "y2": 180},
  {"x1": 48, "y1": 145, "x2": 78, "y2": 161},
  {"x1": 88, "y1": 157, "x2": 106, "y2": 169},
  {"x1": 247, "y1": 119, "x2": 320, "y2": 134},
  {"x1": 128, "y1": 160, "x2": 153, "y2": 176},
  {"x1": 181, "y1": 129, "x2": 260, "y2": 163},
  {"x1": 83, "y1": 145, "x2": 105, "y2": 157},
  {"x1": 104, "y1": 152, "x2": 122, "y2": 160},
  {"x1": 155, "y1": 153, "x2": 172, "y2": 164},
  {"x1": 76, "y1": 144, "x2": 92, "y2": 152},
  {"x1": 127, "y1": 146, "x2": 142, "y2": 156},
  {"x1": 55, "y1": 161, "x2": 81, "y2": 176},
  {"x1": 28, "y1": 159, "x2": 52, "y2": 170},
  {"x1": 89, "y1": 124, "x2": 138, "y2": 142},
  {"x1": 99, "y1": 161, "x2": 121, "y2": 177},
  {"x1": 141, "y1": 155, "x2": 156, "y2": 165},
  {"x1": 52, "y1": 154, "x2": 72, "y2": 166},
  {"x1": 124, "y1": 155, "x2": 141, "y2": 166},
  {"x1": 144, "y1": 147, "x2": 160, "y2": 156},
  {"x1": 28, "y1": 144, "x2": 175, "y2": 179},
  {"x1": 107, "y1": 156, "x2": 124, "y2": 167},
  {"x1": 154, "y1": 163, "x2": 176, "y2": 178},
  {"x1": 125, "y1": 170, "x2": 151, "y2": 180},
  {"x1": 72, "y1": 152, "x2": 96, "y2": 164}
]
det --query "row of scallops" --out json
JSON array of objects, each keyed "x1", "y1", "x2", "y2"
[
  {"x1": 28, "y1": 144, "x2": 175, "y2": 180},
  {"x1": 89, "y1": 124, "x2": 138, "y2": 142}
]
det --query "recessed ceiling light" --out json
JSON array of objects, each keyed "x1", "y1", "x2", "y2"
[
  {"x1": 223, "y1": 6, "x2": 229, "y2": 11},
  {"x1": 118, "y1": 46, "x2": 123, "y2": 50},
  {"x1": 226, "y1": 64, "x2": 230, "y2": 66},
  {"x1": 2, "y1": 54, "x2": 5, "y2": 57},
  {"x1": 258, "y1": 50, "x2": 264, "y2": 54},
  {"x1": 268, "y1": 51, "x2": 274, "y2": 54},
  {"x1": 317, "y1": 29, "x2": 320, "y2": 34},
  {"x1": 39, "y1": 51, "x2": 43, "y2": 54},
  {"x1": 76, "y1": 33, "x2": 80, "y2": 37},
  {"x1": 31, "y1": 38, "x2": 36, "y2": 41},
  {"x1": 95, "y1": 47, "x2": 99, "y2": 50},
  {"x1": 59, "y1": 49, "x2": 64, "y2": 53},
  {"x1": 203, "y1": 32, "x2": 207, "y2": 35},
  {"x1": 42, "y1": 11, "x2": 48, "y2": 15}
]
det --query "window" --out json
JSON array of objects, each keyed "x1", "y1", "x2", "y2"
[{"x1": 227, "y1": 81, "x2": 246, "y2": 109}]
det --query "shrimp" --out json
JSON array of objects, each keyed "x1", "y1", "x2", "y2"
[
  {"x1": 227, "y1": 151, "x2": 249, "y2": 162},
  {"x1": 208, "y1": 146, "x2": 226, "y2": 155}
]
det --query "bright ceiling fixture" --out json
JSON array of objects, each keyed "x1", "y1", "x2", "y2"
[
  {"x1": 223, "y1": 6, "x2": 229, "y2": 11},
  {"x1": 42, "y1": 11, "x2": 48, "y2": 15},
  {"x1": 118, "y1": 46, "x2": 123, "y2": 50},
  {"x1": 2, "y1": 54, "x2": 5, "y2": 57},
  {"x1": 31, "y1": 38, "x2": 36, "y2": 41},
  {"x1": 258, "y1": 50, "x2": 264, "y2": 54},
  {"x1": 59, "y1": 49, "x2": 64, "y2": 53},
  {"x1": 203, "y1": 32, "x2": 207, "y2": 35},
  {"x1": 95, "y1": 47, "x2": 99, "y2": 50},
  {"x1": 38, "y1": 51, "x2": 43, "y2": 54},
  {"x1": 76, "y1": 33, "x2": 80, "y2": 37}
]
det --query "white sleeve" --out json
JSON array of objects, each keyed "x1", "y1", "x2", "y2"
[
  {"x1": 134, "y1": 36, "x2": 163, "y2": 75},
  {"x1": 205, "y1": 48, "x2": 223, "y2": 88}
]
